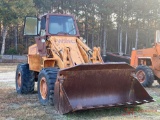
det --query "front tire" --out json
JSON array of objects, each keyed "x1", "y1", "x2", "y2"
[
  {"x1": 135, "y1": 65, "x2": 154, "y2": 87},
  {"x1": 15, "y1": 63, "x2": 35, "y2": 94},
  {"x1": 38, "y1": 68, "x2": 59, "y2": 105}
]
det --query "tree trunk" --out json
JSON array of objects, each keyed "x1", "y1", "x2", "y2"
[
  {"x1": 102, "y1": 26, "x2": 107, "y2": 57},
  {"x1": 129, "y1": 41, "x2": 131, "y2": 55},
  {"x1": 125, "y1": 31, "x2": 128, "y2": 54},
  {"x1": 99, "y1": 14, "x2": 103, "y2": 48},
  {"x1": 85, "y1": 9, "x2": 88, "y2": 45},
  {"x1": 97, "y1": 31, "x2": 100, "y2": 47},
  {"x1": 0, "y1": 21, "x2": 1, "y2": 37},
  {"x1": 135, "y1": 29, "x2": 138, "y2": 49},
  {"x1": 91, "y1": 33, "x2": 94, "y2": 49},
  {"x1": 1, "y1": 25, "x2": 8, "y2": 56},
  {"x1": 119, "y1": 26, "x2": 123, "y2": 55},
  {"x1": 117, "y1": 24, "x2": 120, "y2": 53},
  {"x1": 60, "y1": 0, "x2": 64, "y2": 14},
  {"x1": 25, "y1": 36, "x2": 28, "y2": 48},
  {"x1": 125, "y1": 11, "x2": 129, "y2": 54},
  {"x1": 14, "y1": 25, "x2": 18, "y2": 51}
]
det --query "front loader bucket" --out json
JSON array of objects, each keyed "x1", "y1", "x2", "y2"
[{"x1": 54, "y1": 63, "x2": 154, "y2": 114}]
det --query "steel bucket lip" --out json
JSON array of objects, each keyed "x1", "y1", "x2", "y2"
[{"x1": 69, "y1": 98, "x2": 155, "y2": 113}]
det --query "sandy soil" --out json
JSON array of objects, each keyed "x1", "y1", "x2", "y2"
[{"x1": 0, "y1": 64, "x2": 160, "y2": 120}]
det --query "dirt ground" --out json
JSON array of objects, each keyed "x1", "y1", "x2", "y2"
[{"x1": 0, "y1": 63, "x2": 160, "y2": 120}]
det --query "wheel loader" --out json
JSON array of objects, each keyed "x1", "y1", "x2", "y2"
[
  {"x1": 15, "y1": 13, "x2": 154, "y2": 114},
  {"x1": 131, "y1": 30, "x2": 160, "y2": 87}
]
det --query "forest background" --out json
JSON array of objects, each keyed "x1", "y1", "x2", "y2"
[{"x1": 0, "y1": 0, "x2": 160, "y2": 56}]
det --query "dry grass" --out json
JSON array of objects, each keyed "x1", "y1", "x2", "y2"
[{"x1": 0, "y1": 64, "x2": 160, "y2": 120}]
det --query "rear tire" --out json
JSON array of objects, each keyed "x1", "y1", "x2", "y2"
[
  {"x1": 38, "y1": 68, "x2": 59, "y2": 105},
  {"x1": 135, "y1": 65, "x2": 154, "y2": 87},
  {"x1": 15, "y1": 63, "x2": 35, "y2": 94}
]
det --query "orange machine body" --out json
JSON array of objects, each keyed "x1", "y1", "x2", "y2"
[{"x1": 131, "y1": 32, "x2": 160, "y2": 79}]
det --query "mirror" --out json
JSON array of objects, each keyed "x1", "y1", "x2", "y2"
[{"x1": 24, "y1": 17, "x2": 38, "y2": 35}]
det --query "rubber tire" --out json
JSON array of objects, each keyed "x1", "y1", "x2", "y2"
[
  {"x1": 15, "y1": 63, "x2": 35, "y2": 94},
  {"x1": 38, "y1": 68, "x2": 59, "y2": 105},
  {"x1": 135, "y1": 65, "x2": 154, "y2": 87}
]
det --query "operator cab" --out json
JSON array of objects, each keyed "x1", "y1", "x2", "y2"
[
  {"x1": 24, "y1": 14, "x2": 80, "y2": 56},
  {"x1": 24, "y1": 14, "x2": 79, "y2": 36}
]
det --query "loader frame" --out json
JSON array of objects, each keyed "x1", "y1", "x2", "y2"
[{"x1": 14, "y1": 13, "x2": 154, "y2": 114}]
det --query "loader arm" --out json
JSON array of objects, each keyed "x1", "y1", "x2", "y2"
[
  {"x1": 76, "y1": 38, "x2": 104, "y2": 63},
  {"x1": 47, "y1": 36, "x2": 103, "y2": 69}
]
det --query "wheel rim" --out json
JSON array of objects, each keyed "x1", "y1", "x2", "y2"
[
  {"x1": 40, "y1": 77, "x2": 48, "y2": 99},
  {"x1": 17, "y1": 72, "x2": 21, "y2": 88},
  {"x1": 136, "y1": 70, "x2": 146, "y2": 83}
]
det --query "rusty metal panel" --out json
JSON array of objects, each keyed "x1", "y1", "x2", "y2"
[
  {"x1": 28, "y1": 54, "x2": 41, "y2": 72},
  {"x1": 54, "y1": 63, "x2": 154, "y2": 114}
]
